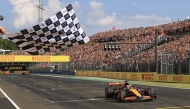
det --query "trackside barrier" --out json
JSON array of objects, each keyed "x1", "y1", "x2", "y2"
[
  {"x1": 6, "y1": 71, "x2": 30, "y2": 74},
  {"x1": 155, "y1": 74, "x2": 190, "y2": 83},
  {"x1": 4, "y1": 71, "x2": 9, "y2": 74},
  {"x1": 28, "y1": 70, "x2": 76, "y2": 76},
  {"x1": 0, "y1": 71, "x2": 4, "y2": 74},
  {"x1": 76, "y1": 71, "x2": 190, "y2": 83},
  {"x1": 14, "y1": 71, "x2": 23, "y2": 74}
]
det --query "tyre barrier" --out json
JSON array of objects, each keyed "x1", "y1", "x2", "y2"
[{"x1": 29, "y1": 70, "x2": 76, "y2": 76}]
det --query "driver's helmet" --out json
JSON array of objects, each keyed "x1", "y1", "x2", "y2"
[{"x1": 125, "y1": 85, "x2": 131, "y2": 90}]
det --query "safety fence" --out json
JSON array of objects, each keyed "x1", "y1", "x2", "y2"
[{"x1": 68, "y1": 58, "x2": 190, "y2": 75}]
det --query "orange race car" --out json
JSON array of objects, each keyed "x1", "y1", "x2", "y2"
[
  {"x1": 105, "y1": 81, "x2": 157, "y2": 102},
  {"x1": 22, "y1": 71, "x2": 30, "y2": 75}
]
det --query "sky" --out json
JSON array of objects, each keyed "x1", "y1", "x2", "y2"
[{"x1": 0, "y1": 0, "x2": 190, "y2": 38}]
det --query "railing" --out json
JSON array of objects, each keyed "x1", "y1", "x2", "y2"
[
  {"x1": 68, "y1": 58, "x2": 189, "y2": 75},
  {"x1": 24, "y1": 55, "x2": 190, "y2": 75}
]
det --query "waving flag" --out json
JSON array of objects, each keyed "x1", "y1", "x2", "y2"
[{"x1": 5, "y1": 4, "x2": 90, "y2": 55}]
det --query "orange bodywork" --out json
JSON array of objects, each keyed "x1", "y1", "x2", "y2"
[
  {"x1": 22, "y1": 71, "x2": 30, "y2": 75},
  {"x1": 119, "y1": 88, "x2": 153, "y2": 101},
  {"x1": 108, "y1": 82, "x2": 154, "y2": 101},
  {"x1": 123, "y1": 96, "x2": 136, "y2": 101},
  {"x1": 109, "y1": 82, "x2": 126, "y2": 87},
  {"x1": 129, "y1": 88, "x2": 141, "y2": 97},
  {"x1": 143, "y1": 96, "x2": 152, "y2": 99},
  {"x1": 121, "y1": 96, "x2": 152, "y2": 101},
  {"x1": 106, "y1": 81, "x2": 156, "y2": 102}
]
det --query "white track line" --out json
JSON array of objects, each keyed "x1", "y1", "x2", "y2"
[
  {"x1": 0, "y1": 88, "x2": 20, "y2": 109},
  {"x1": 44, "y1": 98, "x2": 97, "y2": 103}
]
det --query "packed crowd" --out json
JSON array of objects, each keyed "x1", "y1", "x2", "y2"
[{"x1": 6, "y1": 19, "x2": 190, "y2": 69}]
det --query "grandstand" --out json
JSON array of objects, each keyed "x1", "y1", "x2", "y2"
[
  {"x1": 4, "y1": 19, "x2": 190, "y2": 75},
  {"x1": 0, "y1": 49, "x2": 11, "y2": 55}
]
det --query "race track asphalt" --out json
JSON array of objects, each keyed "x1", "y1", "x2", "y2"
[{"x1": 0, "y1": 74, "x2": 190, "y2": 109}]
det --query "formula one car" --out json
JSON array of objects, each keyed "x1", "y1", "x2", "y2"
[
  {"x1": 105, "y1": 81, "x2": 156, "y2": 102},
  {"x1": 22, "y1": 71, "x2": 30, "y2": 75}
]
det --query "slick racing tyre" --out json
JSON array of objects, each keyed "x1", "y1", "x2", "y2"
[
  {"x1": 105, "y1": 87, "x2": 114, "y2": 98},
  {"x1": 118, "y1": 89, "x2": 126, "y2": 102},
  {"x1": 145, "y1": 88, "x2": 156, "y2": 99}
]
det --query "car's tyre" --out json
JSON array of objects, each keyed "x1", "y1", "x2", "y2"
[
  {"x1": 105, "y1": 87, "x2": 114, "y2": 98},
  {"x1": 145, "y1": 88, "x2": 156, "y2": 99},
  {"x1": 113, "y1": 90, "x2": 119, "y2": 100},
  {"x1": 118, "y1": 89, "x2": 126, "y2": 102}
]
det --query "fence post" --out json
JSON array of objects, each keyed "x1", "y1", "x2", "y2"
[
  {"x1": 189, "y1": 51, "x2": 190, "y2": 75},
  {"x1": 68, "y1": 62, "x2": 70, "y2": 71},
  {"x1": 155, "y1": 29, "x2": 158, "y2": 73}
]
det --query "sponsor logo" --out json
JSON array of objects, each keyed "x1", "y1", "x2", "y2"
[
  {"x1": 115, "y1": 73, "x2": 120, "y2": 78},
  {"x1": 173, "y1": 76, "x2": 183, "y2": 82},
  {"x1": 142, "y1": 74, "x2": 154, "y2": 80},
  {"x1": 131, "y1": 74, "x2": 138, "y2": 80},
  {"x1": 0, "y1": 66, "x2": 26, "y2": 71},
  {"x1": 0, "y1": 56, "x2": 15, "y2": 61},
  {"x1": 97, "y1": 72, "x2": 102, "y2": 77},
  {"x1": 122, "y1": 73, "x2": 127, "y2": 79},
  {"x1": 103, "y1": 73, "x2": 106, "y2": 77},
  {"x1": 111, "y1": 73, "x2": 114, "y2": 78},
  {"x1": 32, "y1": 56, "x2": 50, "y2": 61},
  {"x1": 107, "y1": 73, "x2": 110, "y2": 77},
  {"x1": 159, "y1": 75, "x2": 167, "y2": 81},
  {"x1": 7, "y1": 67, "x2": 23, "y2": 70},
  {"x1": 92, "y1": 72, "x2": 95, "y2": 76}
]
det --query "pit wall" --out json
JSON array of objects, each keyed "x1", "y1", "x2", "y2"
[{"x1": 76, "y1": 71, "x2": 190, "y2": 83}]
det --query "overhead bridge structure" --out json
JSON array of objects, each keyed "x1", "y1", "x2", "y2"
[{"x1": 0, "y1": 55, "x2": 70, "y2": 74}]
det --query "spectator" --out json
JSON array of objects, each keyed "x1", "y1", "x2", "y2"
[
  {"x1": 5, "y1": 19, "x2": 190, "y2": 71},
  {"x1": 0, "y1": 26, "x2": 7, "y2": 35}
]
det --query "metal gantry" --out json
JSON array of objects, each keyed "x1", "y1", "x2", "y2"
[{"x1": 36, "y1": 0, "x2": 44, "y2": 24}]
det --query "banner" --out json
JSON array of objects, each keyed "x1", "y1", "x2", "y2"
[
  {"x1": 0, "y1": 65, "x2": 26, "y2": 71},
  {"x1": 130, "y1": 73, "x2": 138, "y2": 80},
  {"x1": 157, "y1": 75, "x2": 168, "y2": 81},
  {"x1": 0, "y1": 55, "x2": 70, "y2": 62},
  {"x1": 75, "y1": 71, "x2": 190, "y2": 83},
  {"x1": 166, "y1": 75, "x2": 189, "y2": 83},
  {"x1": 121, "y1": 73, "x2": 127, "y2": 79},
  {"x1": 141, "y1": 73, "x2": 155, "y2": 81}
]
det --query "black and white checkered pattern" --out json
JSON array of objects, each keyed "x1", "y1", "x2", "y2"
[{"x1": 5, "y1": 4, "x2": 90, "y2": 55}]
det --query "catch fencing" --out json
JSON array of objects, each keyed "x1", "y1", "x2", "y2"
[{"x1": 68, "y1": 52, "x2": 190, "y2": 75}]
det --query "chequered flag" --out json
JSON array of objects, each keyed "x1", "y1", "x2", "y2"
[{"x1": 5, "y1": 4, "x2": 90, "y2": 55}]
